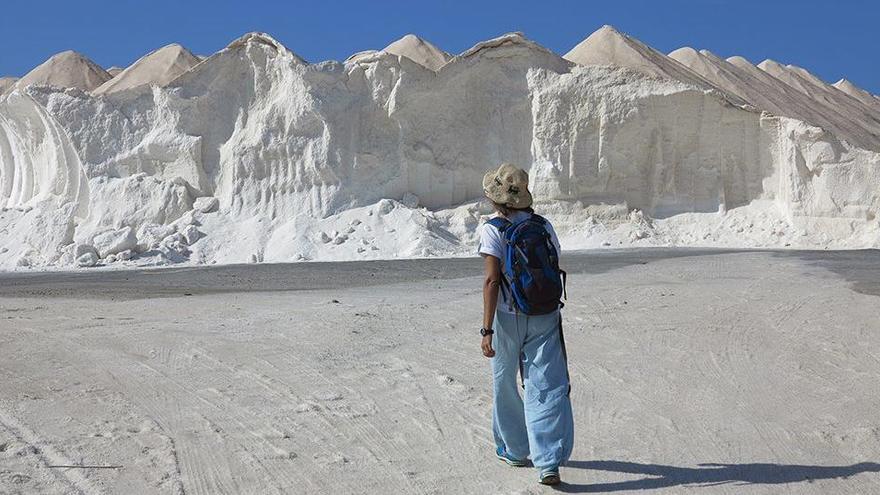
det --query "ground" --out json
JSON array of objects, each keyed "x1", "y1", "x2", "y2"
[{"x1": 1, "y1": 249, "x2": 879, "y2": 494}]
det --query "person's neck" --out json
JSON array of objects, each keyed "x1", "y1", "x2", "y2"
[{"x1": 503, "y1": 210, "x2": 530, "y2": 220}]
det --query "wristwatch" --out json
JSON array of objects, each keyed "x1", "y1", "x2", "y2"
[{"x1": 480, "y1": 327, "x2": 494, "y2": 336}]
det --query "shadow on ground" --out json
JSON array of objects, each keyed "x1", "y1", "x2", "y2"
[
  {"x1": 785, "y1": 249, "x2": 880, "y2": 297},
  {"x1": 0, "y1": 248, "x2": 743, "y2": 299},
  {"x1": 557, "y1": 460, "x2": 880, "y2": 492}
]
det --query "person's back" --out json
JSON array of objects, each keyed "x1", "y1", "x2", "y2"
[{"x1": 477, "y1": 163, "x2": 573, "y2": 486}]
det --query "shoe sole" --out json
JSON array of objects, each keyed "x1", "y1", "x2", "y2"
[
  {"x1": 496, "y1": 453, "x2": 527, "y2": 467},
  {"x1": 539, "y1": 473, "x2": 560, "y2": 485}
]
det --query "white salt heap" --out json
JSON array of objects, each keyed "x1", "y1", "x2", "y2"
[
  {"x1": 383, "y1": 34, "x2": 451, "y2": 71},
  {"x1": 14, "y1": 50, "x2": 111, "y2": 92},
  {"x1": 93, "y1": 43, "x2": 201, "y2": 95},
  {"x1": 1, "y1": 26, "x2": 880, "y2": 269}
]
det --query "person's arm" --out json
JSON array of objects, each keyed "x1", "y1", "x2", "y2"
[{"x1": 481, "y1": 254, "x2": 502, "y2": 358}]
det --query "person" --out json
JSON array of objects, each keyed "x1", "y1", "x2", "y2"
[{"x1": 477, "y1": 163, "x2": 574, "y2": 486}]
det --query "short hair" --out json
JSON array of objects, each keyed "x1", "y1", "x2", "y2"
[{"x1": 491, "y1": 201, "x2": 534, "y2": 217}]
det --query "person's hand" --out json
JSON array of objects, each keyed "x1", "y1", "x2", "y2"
[{"x1": 481, "y1": 335, "x2": 495, "y2": 358}]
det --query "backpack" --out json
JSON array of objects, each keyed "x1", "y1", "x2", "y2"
[{"x1": 487, "y1": 214, "x2": 567, "y2": 315}]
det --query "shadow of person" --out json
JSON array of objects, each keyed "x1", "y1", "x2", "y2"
[{"x1": 555, "y1": 460, "x2": 880, "y2": 493}]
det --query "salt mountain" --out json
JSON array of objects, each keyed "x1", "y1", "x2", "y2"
[{"x1": 1, "y1": 26, "x2": 879, "y2": 269}]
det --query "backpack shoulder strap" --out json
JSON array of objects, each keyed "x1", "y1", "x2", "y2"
[
  {"x1": 528, "y1": 214, "x2": 548, "y2": 226},
  {"x1": 486, "y1": 217, "x2": 515, "y2": 309},
  {"x1": 487, "y1": 217, "x2": 512, "y2": 233}
]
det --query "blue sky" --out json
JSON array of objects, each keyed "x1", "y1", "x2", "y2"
[{"x1": 1, "y1": 0, "x2": 877, "y2": 93}]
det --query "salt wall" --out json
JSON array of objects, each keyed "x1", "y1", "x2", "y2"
[{"x1": 0, "y1": 32, "x2": 878, "y2": 267}]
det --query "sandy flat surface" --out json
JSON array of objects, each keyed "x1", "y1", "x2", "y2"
[{"x1": 1, "y1": 249, "x2": 879, "y2": 494}]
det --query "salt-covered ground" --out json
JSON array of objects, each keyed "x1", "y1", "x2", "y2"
[{"x1": 1, "y1": 249, "x2": 880, "y2": 494}]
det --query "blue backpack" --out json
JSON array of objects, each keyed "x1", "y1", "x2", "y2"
[{"x1": 488, "y1": 214, "x2": 567, "y2": 315}]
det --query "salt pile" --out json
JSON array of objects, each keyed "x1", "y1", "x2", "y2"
[
  {"x1": 668, "y1": 48, "x2": 784, "y2": 108},
  {"x1": 13, "y1": 50, "x2": 111, "y2": 92},
  {"x1": 670, "y1": 49, "x2": 880, "y2": 150},
  {"x1": 834, "y1": 78, "x2": 880, "y2": 112},
  {"x1": 1, "y1": 26, "x2": 880, "y2": 269},
  {"x1": 94, "y1": 43, "x2": 201, "y2": 95},
  {"x1": 0, "y1": 77, "x2": 16, "y2": 95},
  {"x1": 383, "y1": 34, "x2": 451, "y2": 71},
  {"x1": 758, "y1": 60, "x2": 880, "y2": 134},
  {"x1": 563, "y1": 25, "x2": 736, "y2": 101},
  {"x1": 345, "y1": 50, "x2": 380, "y2": 64}
]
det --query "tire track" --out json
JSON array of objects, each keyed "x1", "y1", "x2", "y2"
[{"x1": 0, "y1": 405, "x2": 99, "y2": 494}]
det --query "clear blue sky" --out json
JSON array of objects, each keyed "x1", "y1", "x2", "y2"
[{"x1": 1, "y1": 0, "x2": 877, "y2": 93}]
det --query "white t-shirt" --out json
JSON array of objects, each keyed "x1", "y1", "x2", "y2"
[{"x1": 477, "y1": 211, "x2": 562, "y2": 313}]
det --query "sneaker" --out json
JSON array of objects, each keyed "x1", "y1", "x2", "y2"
[
  {"x1": 538, "y1": 466, "x2": 560, "y2": 485},
  {"x1": 495, "y1": 447, "x2": 527, "y2": 467}
]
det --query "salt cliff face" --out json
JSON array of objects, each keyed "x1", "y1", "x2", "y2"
[{"x1": 0, "y1": 28, "x2": 879, "y2": 269}]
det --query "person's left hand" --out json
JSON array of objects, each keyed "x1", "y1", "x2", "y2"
[{"x1": 481, "y1": 335, "x2": 495, "y2": 358}]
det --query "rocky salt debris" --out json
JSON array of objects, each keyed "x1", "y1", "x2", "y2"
[
  {"x1": 401, "y1": 193, "x2": 420, "y2": 208},
  {"x1": 92, "y1": 227, "x2": 138, "y2": 258},
  {"x1": 181, "y1": 225, "x2": 201, "y2": 245},
  {"x1": 74, "y1": 244, "x2": 99, "y2": 267},
  {"x1": 193, "y1": 197, "x2": 219, "y2": 213},
  {"x1": 136, "y1": 223, "x2": 175, "y2": 252}
]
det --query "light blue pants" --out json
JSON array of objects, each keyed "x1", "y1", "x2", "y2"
[{"x1": 491, "y1": 310, "x2": 574, "y2": 469}]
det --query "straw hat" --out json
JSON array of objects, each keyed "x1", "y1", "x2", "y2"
[{"x1": 482, "y1": 163, "x2": 533, "y2": 209}]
